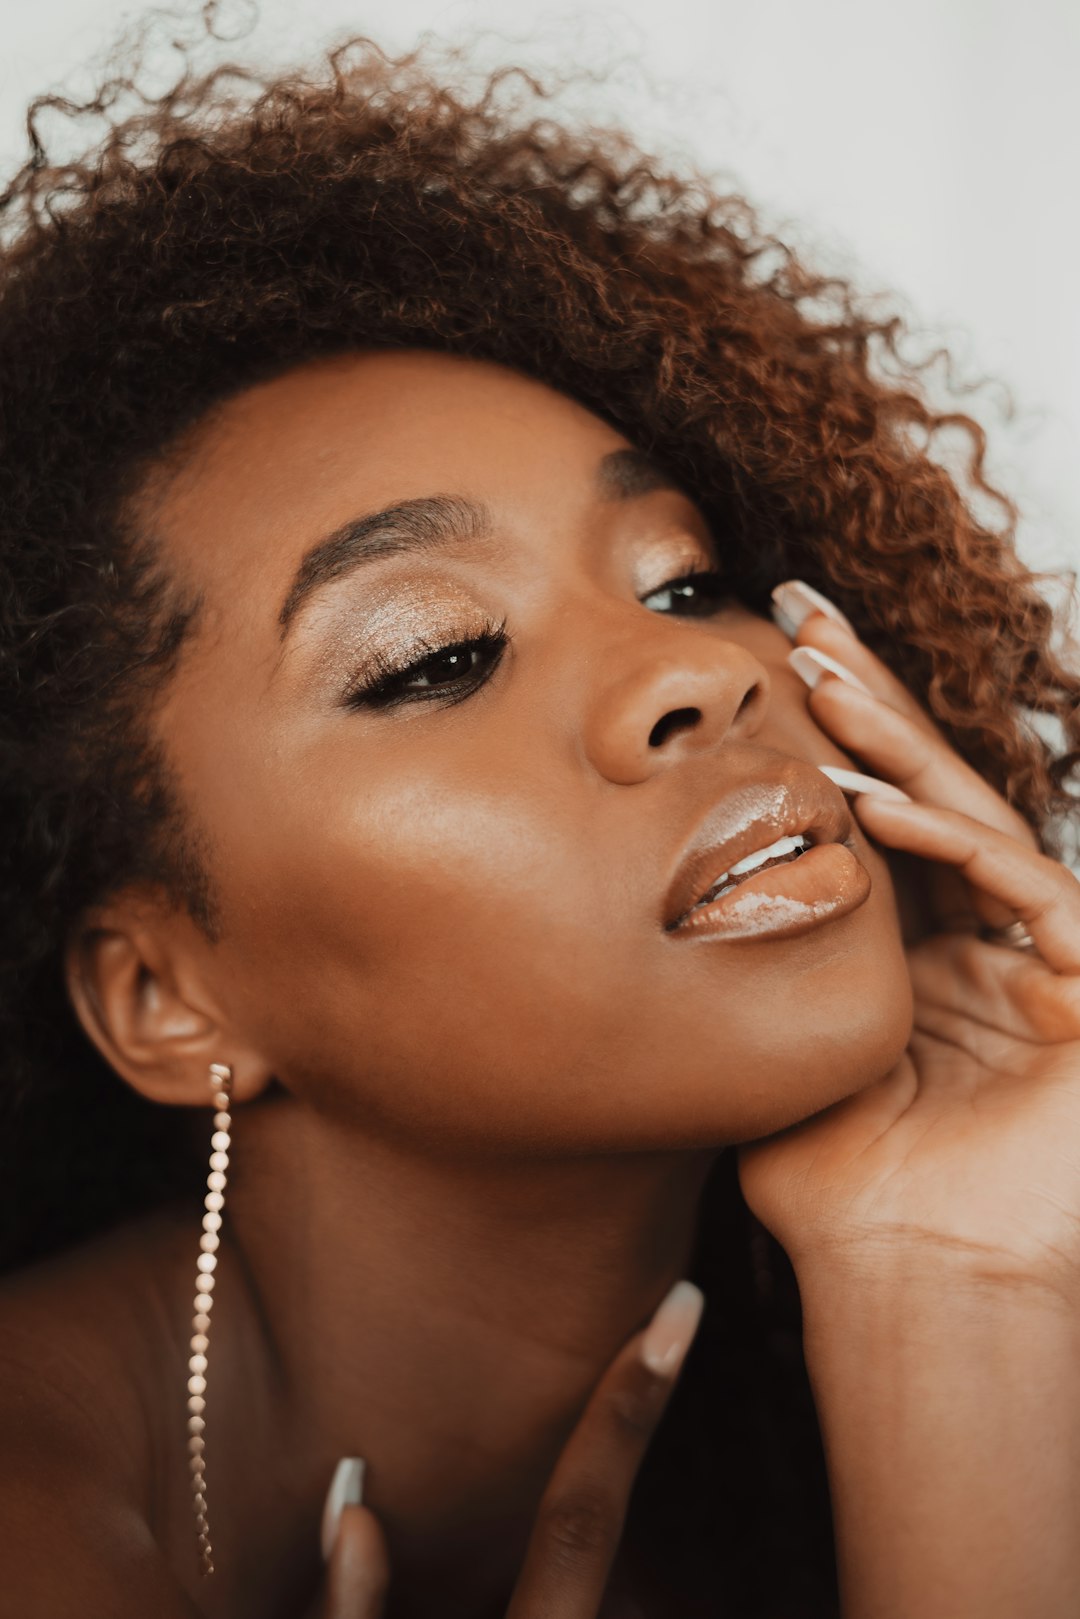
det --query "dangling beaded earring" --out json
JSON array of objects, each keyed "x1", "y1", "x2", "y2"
[{"x1": 187, "y1": 1061, "x2": 233, "y2": 1576}]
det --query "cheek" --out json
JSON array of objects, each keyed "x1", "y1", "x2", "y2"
[
  {"x1": 215, "y1": 777, "x2": 914, "y2": 1159},
  {"x1": 210, "y1": 762, "x2": 645, "y2": 1143},
  {"x1": 199, "y1": 651, "x2": 915, "y2": 1157},
  {"x1": 760, "y1": 659, "x2": 844, "y2": 759}
]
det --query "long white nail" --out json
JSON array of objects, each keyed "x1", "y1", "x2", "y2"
[
  {"x1": 640, "y1": 1280, "x2": 705, "y2": 1377},
  {"x1": 788, "y1": 647, "x2": 874, "y2": 696},
  {"x1": 771, "y1": 579, "x2": 856, "y2": 639},
  {"x1": 321, "y1": 1457, "x2": 366, "y2": 1563},
  {"x1": 815, "y1": 764, "x2": 912, "y2": 803}
]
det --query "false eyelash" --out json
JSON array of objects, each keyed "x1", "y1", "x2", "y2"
[{"x1": 343, "y1": 615, "x2": 510, "y2": 709}]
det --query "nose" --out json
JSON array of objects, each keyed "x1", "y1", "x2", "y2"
[{"x1": 582, "y1": 611, "x2": 771, "y2": 785}]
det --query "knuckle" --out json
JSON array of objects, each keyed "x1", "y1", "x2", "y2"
[
  {"x1": 539, "y1": 1490, "x2": 619, "y2": 1571},
  {"x1": 1052, "y1": 863, "x2": 1080, "y2": 901}
]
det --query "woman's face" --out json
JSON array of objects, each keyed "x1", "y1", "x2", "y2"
[{"x1": 149, "y1": 349, "x2": 912, "y2": 1153}]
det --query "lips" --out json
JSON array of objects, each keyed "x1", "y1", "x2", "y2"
[{"x1": 663, "y1": 765, "x2": 855, "y2": 931}]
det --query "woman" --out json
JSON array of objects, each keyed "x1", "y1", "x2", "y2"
[{"x1": 1, "y1": 24, "x2": 1079, "y2": 1619}]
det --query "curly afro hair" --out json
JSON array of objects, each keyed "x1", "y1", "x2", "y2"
[{"x1": 1, "y1": 17, "x2": 1077, "y2": 1613}]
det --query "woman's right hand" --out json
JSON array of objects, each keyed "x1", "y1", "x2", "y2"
[{"x1": 303, "y1": 1278, "x2": 704, "y2": 1619}]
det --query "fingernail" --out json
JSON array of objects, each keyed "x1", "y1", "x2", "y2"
[
  {"x1": 640, "y1": 1280, "x2": 705, "y2": 1377},
  {"x1": 787, "y1": 647, "x2": 874, "y2": 696},
  {"x1": 815, "y1": 764, "x2": 912, "y2": 803},
  {"x1": 771, "y1": 579, "x2": 856, "y2": 640},
  {"x1": 321, "y1": 1456, "x2": 366, "y2": 1563}
]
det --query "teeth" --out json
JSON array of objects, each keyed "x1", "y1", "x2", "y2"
[
  {"x1": 695, "y1": 833, "x2": 811, "y2": 909},
  {"x1": 727, "y1": 832, "x2": 807, "y2": 879}
]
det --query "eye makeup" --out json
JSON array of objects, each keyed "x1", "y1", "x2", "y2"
[
  {"x1": 295, "y1": 581, "x2": 485, "y2": 695},
  {"x1": 343, "y1": 614, "x2": 510, "y2": 711},
  {"x1": 297, "y1": 520, "x2": 731, "y2": 713},
  {"x1": 337, "y1": 560, "x2": 743, "y2": 713},
  {"x1": 630, "y1": 531, "x2": 719, "y2": 596}
]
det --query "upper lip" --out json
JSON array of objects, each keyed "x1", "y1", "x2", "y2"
[{"x1": 663, "y1": 762, "x2": 854, "y2": 930}]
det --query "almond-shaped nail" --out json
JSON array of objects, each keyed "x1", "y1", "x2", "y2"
[
  {"x1": 640, "y1": 1280, "x2": 705, "y2": 1377},
  {"x1": 771, "y1": 579, "x2": 856, "y2": 640},
  {"x1": 788, "y1": 647, "x2": 874, "y2": 696},
  {"x1": 321, "y1": 1456, "x2": 366, "y2": 1563},
  {"x1": 815, "y1": 764, "x2": 912, "y2": 803}
]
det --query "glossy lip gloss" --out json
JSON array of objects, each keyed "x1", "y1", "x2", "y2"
[
  {"x1": 665, "y1": 764, "x2": 901, "y2": 944},
  {"x1": 667, "y1": 839, "x2": 870, "y2": 942}
]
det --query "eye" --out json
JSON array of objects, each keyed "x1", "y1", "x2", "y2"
[
  {"x1": 343, "y1": 619, "x2": 509, "y2": 711},
  {"x1": 641, "y1": 568, "x2": 737, "y2": 616},
  {"x1": 342, "y1": 568, "x2": 737, "y2": 714}
]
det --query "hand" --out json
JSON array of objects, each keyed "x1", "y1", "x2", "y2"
[
  {"x1": 737, "y1": 589, "x2": 1080, "y2": 1299},
  {"x1": 300, "y1": 1279, "x2": 704, "y2": 1618}
]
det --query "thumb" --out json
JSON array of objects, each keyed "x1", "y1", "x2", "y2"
[{"x1": 313, "y1": 1458, "x2": 391, "y2": 1619}]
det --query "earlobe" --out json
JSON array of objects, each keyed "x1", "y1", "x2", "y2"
[{"x1": 63, "y1": 908, "x2": 235, "y2": 1107}]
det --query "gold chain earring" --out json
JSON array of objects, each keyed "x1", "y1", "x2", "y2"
[{"x1": 187, "y1": 1061, "x2": 233, "y2": 1576}]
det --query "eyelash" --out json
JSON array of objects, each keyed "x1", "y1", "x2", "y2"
[{"x1": 343, "y1": 568, "x2": 737, "y2": 711}]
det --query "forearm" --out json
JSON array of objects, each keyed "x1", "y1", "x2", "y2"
[{"x1": 798, "y1": 1257, "x2": 1080, "y2": 1619}]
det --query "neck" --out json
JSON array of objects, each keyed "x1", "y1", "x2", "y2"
[{"x1": 220, "y1": 1083, "x2": 717, "y2": 1613}]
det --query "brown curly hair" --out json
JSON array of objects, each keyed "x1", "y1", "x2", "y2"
[{"x1": 1, "y1": 16, "x2": 1077, "y2": 1614}]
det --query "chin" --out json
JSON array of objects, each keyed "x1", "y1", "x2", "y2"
[
  {"x1": 720, "y1": 991, "x2": 915, "y2": 1147},
  {"x1": 761, "y1": 1041, "x2": 912, "y2": 1145}
]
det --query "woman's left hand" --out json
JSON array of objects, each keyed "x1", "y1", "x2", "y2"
[{"x1": 737, "y1": 592, "x2": 1080, "y2": 1301}]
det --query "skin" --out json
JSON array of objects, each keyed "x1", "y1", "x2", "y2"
[
  {"x1": 59, "y1": 348, "x2": 925, "y2": 1616},
  {"x1": 736, "y1": 617, "x2": 1080, "y2": 1616},
  {"x1": 6, "y1": 341, "x2": 1080, "y2": 1619}
]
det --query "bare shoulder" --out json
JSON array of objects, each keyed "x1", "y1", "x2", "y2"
[
  {"x1": 0, "y1": 1379, "x2": 204, "y2": 1616},
  {"x1": 0, "y1": 1200, "x2": 197, "y2": 1494},
  {"x1": 0, "y1": 1204, "x2": 206, "y2": 1615}
]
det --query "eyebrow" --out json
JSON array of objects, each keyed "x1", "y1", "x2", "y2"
[{"x1": 277, "y1": 446, "x2": 682, "y2": 635}]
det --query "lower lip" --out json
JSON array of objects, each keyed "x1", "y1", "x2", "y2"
[{"x1": 667, "y1": 841, "x2": 871, "y2": 942}]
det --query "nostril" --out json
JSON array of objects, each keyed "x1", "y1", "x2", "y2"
[{"x1": 649, "y1": 706, "x2": 700, "y2": 746}]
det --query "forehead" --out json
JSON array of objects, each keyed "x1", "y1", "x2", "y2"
[{"x1": 147, "y1": 349, "x2": 633, "y2": 622}]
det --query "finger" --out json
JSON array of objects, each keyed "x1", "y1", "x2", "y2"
[
  {"x1": 852, "y1": 794, "x2": 1080, "y2": 974},
  {"x1": 317, "y1": 1504, "x2": 390, "y2": 1619},
  {"x1": 504, "y1": 1280, "x2": 704, "y2": 1619},
  {"x1": 906, "y1": 931, "x2": 1080, "y2": 1047},
  {"x1": 798, "y1": 664, "x2": 1040, "y2": 851},
  {"x1": 787, "y1": 605, "x2": 947, "y2": 739}
]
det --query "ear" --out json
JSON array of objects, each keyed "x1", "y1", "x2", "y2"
[{"x1": 63, "y1": 887, "x2": 272, "y2": 1108}]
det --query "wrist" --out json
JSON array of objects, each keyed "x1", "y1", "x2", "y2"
[
  {"x1": 794, "y1": 1233, "x2": 1080, "y2": 1402},
  {"x1": 792, "y1": 1237, "x2": 1080, "y2": 1619},
  {"x1": 791, "y1": 1227, "x2": 1080, "y2": 1323}
]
